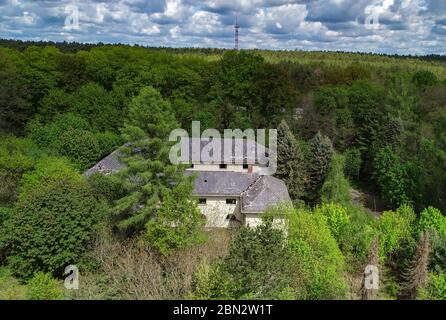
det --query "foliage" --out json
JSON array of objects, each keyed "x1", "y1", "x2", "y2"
[
  {"x1": 145, "y1": 178, "x2": 205, "y2": 255},
  {"x1": 288, "y1": 208, "x2": 349, "y2": 299},
  {"x1": 321, "y1": 154, "x2": 352, "y2": 205},
  {"x1": 376, "y1": 205, "x2": 417, "y2": 260},
  {"x1": 56, "y1": 128, "x2": 101, "y2": 170},
  {"x1": 374, "y1": 147, "x2": 414, "y2": 208},
  {"x1": 217, "y1": 220, "x2": 294, "y2": 300},
  {"x1": 0, "y1": 267, "x2": 27, "y2": 300},
  {"x1": 0, "y1": 136, "x2": 42, "y2": 206},
  {"x1": 19, "y1": 156, "x2": 82, "y2": 197},
  {"x1": 2, "y1": 179, "x2": 105, "y2": 279},
  {"x1": 305, "y1": 132, "x2": 334, "y2": 204},
  {"x1": 276, "y1": 120, "x2": 305, "y2": 200},
  {"x1": 418, "y1": 273, "x2": 446, "y2": 300},
  {"x1": 344, "y1": 148, "x2": 362, "y2": 180},
  {"x1": 26, "y1": 272, "x2": 64, "y2": 300},
  {"x1": 418, "y1": 207, "x2": 446, "y2": 238},
  {"x1": 111, "y1": 86, "x2": 186, "y2": 233}
]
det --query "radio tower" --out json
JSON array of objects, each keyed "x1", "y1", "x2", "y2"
[{"x1": 234, "y1": 16, "x2": 240, "y2": 51}]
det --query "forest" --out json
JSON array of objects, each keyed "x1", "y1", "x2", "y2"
[{"x1": 0, "y1": 40, "x2": 445, "y2": 300}]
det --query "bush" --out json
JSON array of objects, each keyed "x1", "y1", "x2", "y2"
[
  {"x1": 88, "y1": 173, "x2": 125, "y2": 203},
  {"x1": 3, "y1": 179, "x2": 105, "y2": 279},
  {"x1": 26, "y1": 272, "x2": 64, "y2": 300},
  {"x1": 418, "y1": 207, "x2": 446, "y2": 237},
  {"x1": 0, "y1": 136, "x2": 42, "y2": 206},
  {"x1": 418, "y1": 273, "x2": 446, "y2": 300},
  {"x1": 376, "y1": 205, "x2": 416, "y2": 260},
  {"x1": 56, "y1": 128, "x2": 101, "y2": 170},
  {"x1": 321, "y1": 154, "x2": 352, "y2": 205},
  {"x1": 26, "y1": 113, "x2": 91, "y2": 149},
  {"x1": 19, "y1": 156, "x2": 82, "y2": 197},
  {"x1": 215, "y1": 220, "x2": 294, "y2": 300},
  {"x1": 95, "y1": 131, "x2": 122, "y2": 157},
  {"x1": 289, "y1": 209, "x2": 349, "y2": 299}
]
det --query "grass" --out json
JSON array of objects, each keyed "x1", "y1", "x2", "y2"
[{"x1": 0, "y1": 267, "x2": 27, "y2": 300}]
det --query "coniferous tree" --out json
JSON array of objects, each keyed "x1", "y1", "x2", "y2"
[
  {"x1": 276, "y1": 120, "x2": 305, "y2": 200},
  {"x1": 111, "y1": 87, "x2": 196, "y2": 236},
  {"x1": 404, "y1": 231, "x2": 431, "y2": 299},
  {"x1": 306, "y1": 132, "x2": 334, "y2": 204}
]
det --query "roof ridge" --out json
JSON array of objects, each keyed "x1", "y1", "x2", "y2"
[{"x1": 241, "y1": 174, "x2": 263, "y2": 196}]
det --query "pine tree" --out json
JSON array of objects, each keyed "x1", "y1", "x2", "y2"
[
  {"x1": 404, "y1": 231, "x2": 431, "y2": 299},
  {"x1": 276, "y1": 120, "x2": 305, "y2": 200},
  {"x1": 111, "y1": 86, "x2": 197, "y2": 236},
  {"x1": 306, "y1": 132, "x2": 334, "y2": 204}
]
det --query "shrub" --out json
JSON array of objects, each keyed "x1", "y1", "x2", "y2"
[
  {"x1": 26, "y1": 113, "x2": 91, "y2": 150},
  {"x1": 56, "y1": 128, "x2": 101, "y2": 170},
  {"x1": 418, "y1": 207, "x2": 446, "y2": 238},
  {"x1": 289, "y1": 209, "x2": 349, "y2": 299},
  {"x1": 3, "y1": 179, "x2": 105, "y2": 279},
  {"x1": 26, "y1": 272, "x2": 64, "y2": 300},
  {"x1": 376, "y1": 205, "x2": 417, "y2": 260},
  {"x1": 314, "y1": 203, "x2": 350, "y2": 242},
  {"x1": 146, "y1": 179, "x2": 206, "y2": 255},
  {"x1": 88, "y1": 173, "x2": 125, "y2": 203},
  {"x1": 321, "y1": 154, "x2": 352, "y2": 205},
  {"x1": 19, "y1": 156, "x2": 82, "y2": 197},
  {"x1": 216, "y1": 220, "x2": 294, "y2": 300},
  {"x1": 418, "y1": 273, "x2": 446, "y2": 300},
  {"x1": 95, "y1": 131, "x2": 122, "y2": 157},
  {"x1": 0, "y1": 136, "x2": 42, "y2": 206}
]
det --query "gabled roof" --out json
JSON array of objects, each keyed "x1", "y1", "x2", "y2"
[
  {"x1": 84, "y1": 150, "x2": 127, "y2": 177},
  {"x1": 186, "y1": 171, "x2": 260, "y2": 196},
  {"x1": 178, "y1": 137, "x2": 269, "y2": 165},
  {"x1": 242, "y1": 175, "x2": 290, "y2": 213},
  {"x1": 187, "y1": 171, "x2": 291, "y2": 213}
]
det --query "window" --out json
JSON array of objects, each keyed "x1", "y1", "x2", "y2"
[
  {"x1": 219, "y1": 164, "x2": 228, "y2": 169},
  {"x1": 243, "y1": 164, "x2": 249, "y2": 169},
  {"x1": 198, "y1": 198, "x2": 207, "y2": 205},
  {"x1": 226, "y1": 214, "x2": 237, "y2": 221},
  {"x1": 226, "y1": 199, "x2": 237, "y2": 205},
  {"x1": 191, "y1": 164, "x2": 194, "y2": 168}
]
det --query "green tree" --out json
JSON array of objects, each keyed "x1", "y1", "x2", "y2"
[
  {"x1": 374, "y1": 147, "x2": 414, "y2": 208},
  {"x1": 145, "y1": 178, "x2": 205, "y2": 255},
  {"x1": 2, "y1": 178, "x2": 105, "y2": 279},
  {"x1": 276, "y1": 120, "x2": 305, "y2": 200},
  {"x1": 321, "y1": 154, "x2": 352, "y2": 205},
  {"x1": 56, "y1": 128, "x2": 101, "y2": 170},
  {"x1": 219, "y1": 220, "x2": 293, "y2": 300},
  {"x1": 289, "y1": 208, "x2": 349, "y2": 299},
  {"x1": 306, "y1": 132, "x2": 334, "y2": 204},
  {"x1": 111, "y1": 86, "x2": 188, "y2": 234}
]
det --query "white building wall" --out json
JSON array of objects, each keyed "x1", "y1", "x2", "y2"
[{"x1": 198, "y1": 196, "x2": 242, "y2": 228}]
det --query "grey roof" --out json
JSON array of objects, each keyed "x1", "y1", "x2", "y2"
[
  {"x1": 84, "y1": 150, "x2": 127, "y2": 177},
  {"x1": 178, "y1": 138, "x2": 269, "y2": 165},
  {"x1": 187, "y1": 171, "x2": 291, "y2": 213},
  {"x1": 186, "y1": 171, "x2": 260, "y2": 196},
  {"x1": 242, "y1": 176, "x2": 291, "y2": 213}
]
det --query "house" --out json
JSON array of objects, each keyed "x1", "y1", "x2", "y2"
[{"x1": 85, "y1": 138, "x2": 291, "y2": 229}]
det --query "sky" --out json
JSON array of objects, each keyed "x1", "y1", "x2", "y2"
[{"x1": 0, "y1": 0, "x2": 445, "y2": 55}]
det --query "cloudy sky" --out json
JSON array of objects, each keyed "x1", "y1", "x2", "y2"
[{"x1": 0, "y1": 0, "x2": 445, "y2": 54}]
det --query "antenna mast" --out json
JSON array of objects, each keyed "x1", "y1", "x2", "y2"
[{"x1": 234, "y1": 15, "x2": 240, "y2": 51}]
